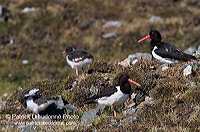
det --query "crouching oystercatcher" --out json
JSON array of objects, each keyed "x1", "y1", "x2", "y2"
[
  {"x1": 138, "y1": 30, "x2": 197, "y2": 63},
  {"x1": 15, "y1": 87, "x2": 75, "y2": 116},
  {"x1": 85, "y1": 74, "x2": 141, "y2": 117},
  {"x1": 62, "y1": 45, "x2": 93, "y2": 75}
]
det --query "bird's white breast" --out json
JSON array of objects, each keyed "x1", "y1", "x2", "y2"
[
  {"x1": 66, "y1": 56, "x2": 92, "y2": 69},
  {"x1": 97, "y1": 86, "x2": 129, "y2": 107}
]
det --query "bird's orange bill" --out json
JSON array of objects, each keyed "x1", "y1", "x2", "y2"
[
  {"x1": 128, "y1": 79, "x2": 141, "y2": 87},
  {"x1": 138, "y1": 35, "x2": 150, "y2": 42},
  {"x1": 62, "y1": 51, "x2": 67, "y2": 54},
  {"x1": 15, "y1": 100, "x2": 20, "y2": 104}
]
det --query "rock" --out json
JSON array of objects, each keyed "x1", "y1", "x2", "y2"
[
  {"x1": 123, "y1": 108, "x2": 136, "y2": 116},
  {"x1": 145, "y1": 96, "x2": 153, "y2": 102},
  {"x1": 185, "y1": 82, "x2": 197, "y2": 86},
  {"x1": 22, "y1": 7, "x2": 35, "y2": 13},
  {"x1": 89, "y1": 85, "x2": 98, "y2": 93},
  {"x1": 22, "y1": 124, "x2": 40, "y2": 132},
  {"x1": 65, "y1": 104, "x2": 78, "y2": 113},
  {"x1": 184, "y1": 47, "x2": 197, "y2": 55},
  {"x1": 119, "y1": 53, "x2": 152, "y2": 66},
  {"x1": 22, "y1": 60, "x2": 29, "y2": 64},
  {"x1": 0, "y1": 100, "x2": 6, "y2": 110},
  {"x1": 3, "y1": 93, "x2": 8, "y2": 97},
  {"x1": 131, "y1": 93, "x2": 137, "y2": 100},
  {"x1": 103, "y1": 21, "x2": 122, "y2": 28},
  {"x1": 79, "y1": 22, "x2": 94, "y2": 30},
  {"x1": 81, "y1": 104, "x2": 105, "y2": 125},
  {"x1": 182, "y1": 62, "x2": 200, "y2": 68},
  {"x1": 149, "y1": 16, "x2": 163, "y2": 23},
  {"x1": 162, "y1": 66, "x2": 169, "y2": 71},
  {"x1": 183, "y1": 65, "x2": 193, "y2": 76},
  {"x1": 128, "y1": 53, "x2": 152, "y2": 61},
  {"x1": 193, "y1": 45, "x2": 200, "y2": 58},
  {"x1": 102, "y1": 32, "x2": 118, "y2": 39},
  {"x1": 10, "y1": 39, "x2": 15, "y2": 45},
  {"x1": 120, "y1": 115, "x2": 137, "y2": 124}
]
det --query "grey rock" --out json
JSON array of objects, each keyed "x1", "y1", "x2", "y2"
[
  {"x1": 183, "y1": 65, "x2": 193, "y2": 76},
  {"x1": 22, "y1": 124, "x2": 40, "y2": 132},
  {"x1": 3, "y1": 93, "x2": 8, "y2": 97},
  {"x1": 184, "y1": 47, "x2": 197, "y2": 55},
  {"x1": 103, "y1": 21, "x2": 122, "y2": 28},
  {"x1": 90, "y1": 85, "x2": 98, "y2": 93},
  {"x1": 185, "y1": 82, "x2": 197, "y2": 86},
  {"x1": 119, "y1": 53, "x2": 152, "y2": 66},
  {"x1": 0, "y1": 100, "x2": 6, "y2": 110},
  {"x1": 198, "y1": 45, "x2": 200, "y2": 51},
  {"x1": 8, "y1": 73, "x2": 12, "y2": 78},
  {"x1": 22, "y1": 60, "x2": 29, "y2": 64},
  {"x1": 123, "y1": 108, "x2": 136, "y2": 116},
  {"x1": 81, "y1": 109, "x2": 99, "y2": 125},
  {"x1": 81, "y1": 104, "x2": 105, "y2": 125},
  {"x1": 79, "y1": 22, "x2": 94, "y2": 30},
  {"x1": 102, "y1": 32, "x2": 118, "y2": 39},
  {"x1": 128, "y1": 53, "x2": 152, "y2": 61},
  {"x1": 120, "y1": 115, "x2": 137, "y2": 124},
  {"x1": 10, "y1": 39, "x2": 15, "y2": 45},
  {"x1": 182, "y1": 62, "x2": 200, "y2": 68},
  {"x1": 149, "y1": 16, "x2": 163, "y2": 23},
  {"x1": 22, "y1": 7, "x2": 35, "y2": 13},
  {"x1": 145, "y1": 96, "x2": 153, "y2": 102},
  {"x1": 65, "y1": 104, "x2": 78, "y2": 113}
]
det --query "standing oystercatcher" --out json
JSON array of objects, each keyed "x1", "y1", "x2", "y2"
[
  {"x1": 85, "y1": 74, "x2": 141, "y2": 117},
  {"x1": 15, "y1": 87, "x2": 72, "y2": 116},
  {"x1": 62, "y1": 45, "x2": 93, "y2": 75},
  {"x1": 138, "y1": 30, "x2": 197, "y2": 63}
]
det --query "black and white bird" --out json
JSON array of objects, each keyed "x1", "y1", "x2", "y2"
[
  {"x1": 15, "y1": 87, "x2": 76, "y2": 116},
  {"x1": 85, "y1": 74, "x2": 141, "y2": 117},
  {"x1": 62, "y1": 45, "x2": 93, "y2": 75},
  {"x1": 138, "y1": 30, "x2": 197, "y2": 63}
]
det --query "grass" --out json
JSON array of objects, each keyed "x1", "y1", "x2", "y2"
[{"x1": 0, "y1": 0, "x2": 200, "y2": 131}]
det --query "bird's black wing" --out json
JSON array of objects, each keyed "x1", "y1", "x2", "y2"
[
  {"x1": 34, "y1": 96, "x2": 59, "y2": 105},
  {"x1": 68, "y1": 49, "x2": 93, "y2": 62},
  {"x1": 87, "y1": 85, "x2": 118, "y2": 100},
  {"x1": 155, "y1": 42, "x2": 195, "y2": 61}
]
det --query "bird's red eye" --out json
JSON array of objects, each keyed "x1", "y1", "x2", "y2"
[
  {"x1": 124, "y1": 76, "x2": 127, "y2": 78},
  {"x1": 151, "y1": 32, "x2": 154, "y2": 34}
]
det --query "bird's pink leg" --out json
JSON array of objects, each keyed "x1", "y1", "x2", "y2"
[
  {"x1": 111, "y1": 105, "x2": 117, "y2": 117},
  {"x1": 76, "y1": 69, "x2": 79, "y2": 76}
]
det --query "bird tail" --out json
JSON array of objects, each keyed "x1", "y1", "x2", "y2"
[{"x1": 182, "y1": 53, "x2": 197, "y2": 61}]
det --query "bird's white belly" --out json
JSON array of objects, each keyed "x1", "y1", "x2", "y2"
[
  {"x1": 26, "y1": 97, "x2": 55, "y2": 114},
  {"x1": 97, "y1": 89, "x2": 129, "y2": 107},
  {"x1": 152, "y1": 46, "x2": 175, "y2": 64},
  {"x1": 66, "y1": 57, "x2": 92, "y2": 69},
  {"x1": 26, "y1": 97, "x2": 40, "y2": 114}
]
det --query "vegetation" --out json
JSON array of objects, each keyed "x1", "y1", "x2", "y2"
[{"x1": 0, "y1": 0, "x2": 199, "y2": 131}]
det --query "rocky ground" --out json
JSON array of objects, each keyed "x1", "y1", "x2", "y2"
[{"x1": 0, "y1": 0, "x2": 200, "y2": 131}]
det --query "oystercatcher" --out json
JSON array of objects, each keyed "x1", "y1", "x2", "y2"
[
  {"x1": 62, "y1": 45, "x2": 93, "y2": 75},
  {"x1": 85, "y1": 74, "x2": 141, "y2": 117},
  {"x1": 138, "y1": 30, "x2": 197, "y2": 63},
  {"x1": 15, "y1": 87, "x2": 74, "y2": 116}
]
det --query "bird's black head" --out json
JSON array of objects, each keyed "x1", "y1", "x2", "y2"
[
  {"x1": 15, "y1": 87, "x2": 41, "y2": 108},
  {"x1": 119, "y1": 74, "x2": 130, "y2": 84},
  {"x1": 65, "y1": 45, "x2": 74, "y2": 52},
  {"x1": 62, "y1": 45, "x2": 74, "y2": 55},
  {"x1": 149, "y1": 30, "x2": 162, "y2": 42},
  {"x1": 119, "y1": 74, "x2": 141, "y2": 87}
]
